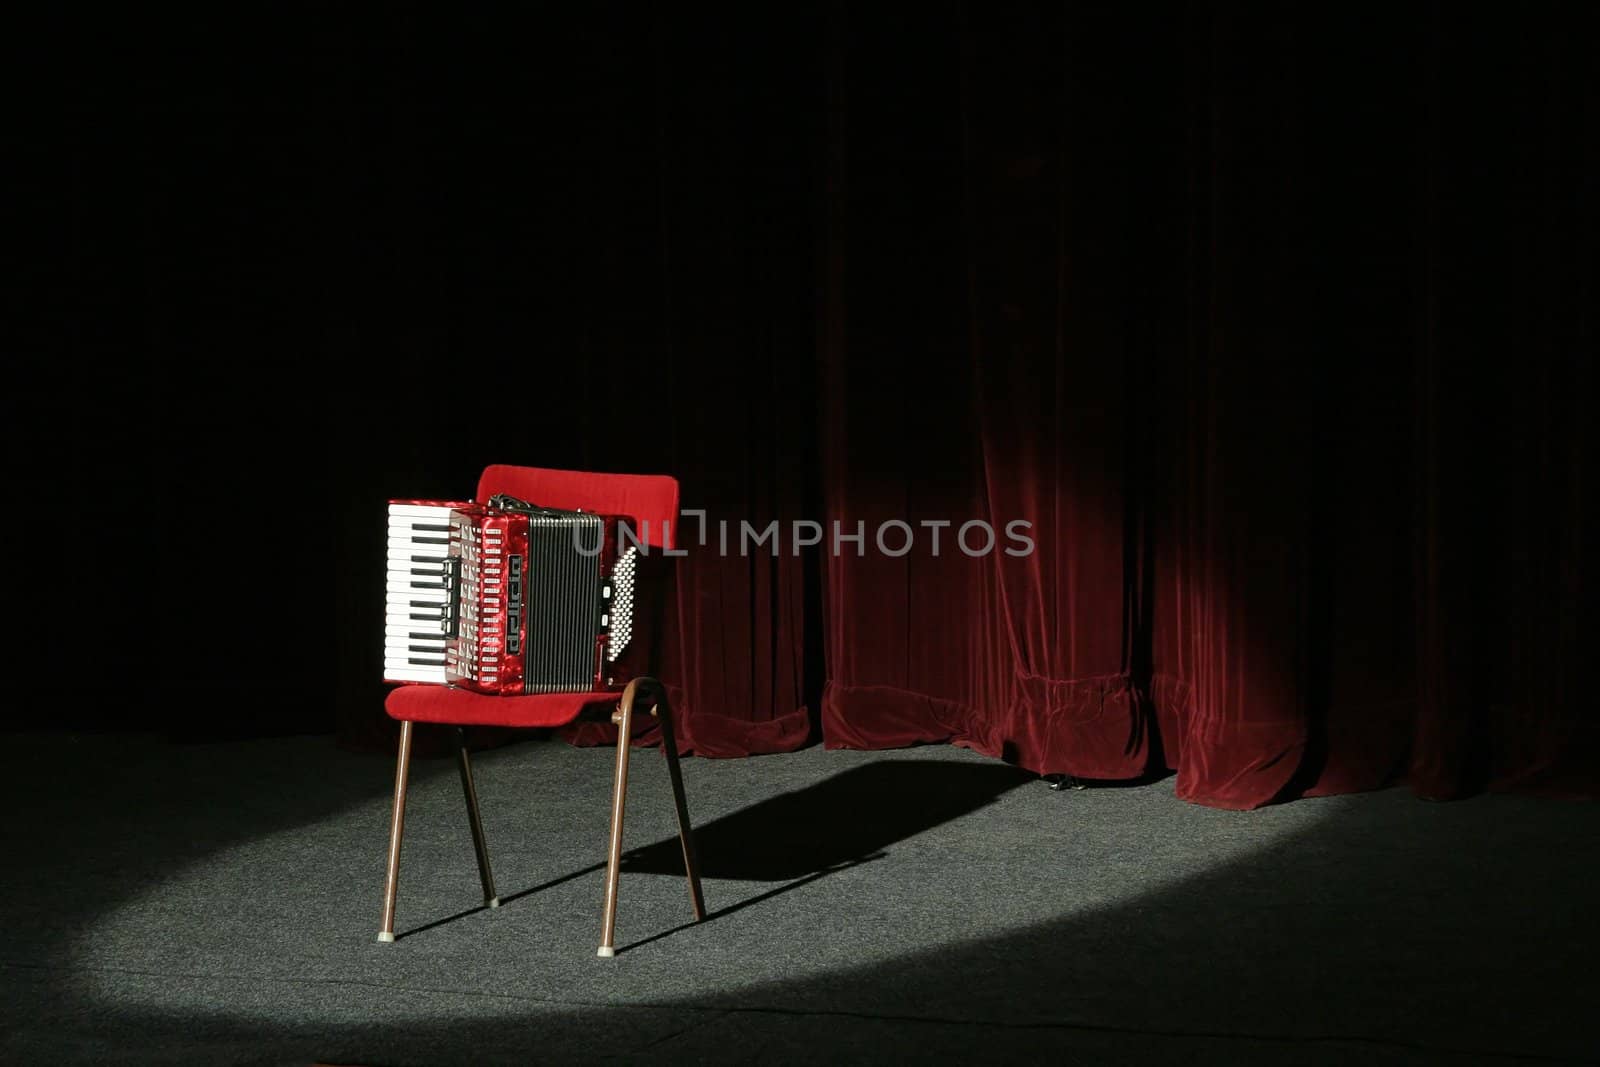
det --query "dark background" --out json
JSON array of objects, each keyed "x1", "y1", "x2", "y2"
[
  {"x1": 13, "y1": 4, "x2": 1594, "y2": 807},
  {"x1": 19, "y1": 4, "x2": 826, "y2": 734}
]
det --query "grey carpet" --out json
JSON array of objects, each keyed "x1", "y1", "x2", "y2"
[{"x1": 0, "y1": 731, "x2": 1595, "y2": 1066}]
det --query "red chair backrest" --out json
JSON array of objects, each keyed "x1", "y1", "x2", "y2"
[{"x1": 476, "y1": 464, "x2": 681, "y2": 550}]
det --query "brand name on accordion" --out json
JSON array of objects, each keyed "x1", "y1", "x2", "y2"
[{"x1": 505, "y1": 554, "x2": 524, "y2": 655}]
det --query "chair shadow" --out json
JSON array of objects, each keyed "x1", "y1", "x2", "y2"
[
  {"x1": 396, "y1": 863, "x2": 606, "y2": 940},
  {"x1": 615, "y1": 853, "x2": 886, "y2": 955},
  {"x1": 401, "y1": 757, "x2": 1032, "y2": 942},
  {"x1": 620, "y1": 758, "x2": 1034, "y2": 881},
  {"x1": 396, "y1": 901, "x2": 498, "y2": 941}
]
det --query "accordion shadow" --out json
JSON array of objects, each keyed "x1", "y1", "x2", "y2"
[{"x1": 619, "y1": 758, "x2": 1035, "y2": 883}]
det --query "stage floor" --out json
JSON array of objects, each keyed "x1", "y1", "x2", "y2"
[{"x1": 1, "y1": 730, "x2": 1594, "y2": 1065}]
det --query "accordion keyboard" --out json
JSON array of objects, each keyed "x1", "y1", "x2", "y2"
[{"x1": 384, "y1": 502, "x2": 463, "y2": 684}]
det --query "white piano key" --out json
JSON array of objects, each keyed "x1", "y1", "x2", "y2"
[
  {"x1": 388, "y1": 547, "x2": 451, "y2": 562},
  {"x1": 387, "y1": 580, "x2": 449, "y2": 596},
  {"x1": 386, "y1": 624, "x2": 447, "y2": 640},
  {"x1": 389, "y1": 534, "x2": 451, "y2": 549},
  {"x1": 384, "y1": 607, "x2": 448, "y2": 622},
  {"x1": 389, "y1": 536, "x2": 450, "y2": 548},
  {"x1": 386, "y1": 628, "x2": 444, "y2": 641},
  {"x1": 385, "y1": 612, "x2": 447, "y2": 624},
  {"x1": 387, "y1": 505, "x2": 457, "y2": 518},
  {"x1": 388, "y1": 528, "x2": 454, "y2": 542},
  {"x1": 383, "y1": 666, "x2": 449, "y2": 683},
  {"x1": 389, "y1": 570, "x2": 448, "y2": 583},
  {"x1": 393, "y1": 563, "x2": 451, "y2": 579},
  {"x1": 387, "y1": 609, "x2": 445, "y2": 623},
  {"x1": 384, "y1": 623, "x2": 447, "y2": 637},
  {"x1": 386, "y1": 654, "x2": 446, "y2": 666}
]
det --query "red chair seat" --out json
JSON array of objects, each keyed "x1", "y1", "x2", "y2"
[{"x1": 385, "y1": 683, "x2": 617, "y2": 728}]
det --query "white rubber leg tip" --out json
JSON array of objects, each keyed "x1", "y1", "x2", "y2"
[
  {"x1": 487, "y1": 897, "x2": 501, "y2": 909},
  {"x1": 377, "y1": 932, "x2": 395, "y2": 943},
  {"x1": 597, "y1": 945, "x2": 615, "y2": 958}
]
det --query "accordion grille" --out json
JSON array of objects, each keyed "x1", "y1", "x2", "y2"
[{"x1": 523, "y1": 514, "x2": 604, "y2": 693}]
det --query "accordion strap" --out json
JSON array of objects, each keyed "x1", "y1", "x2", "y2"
[{"x1": 485, "y1": 493, "x2": 587, "y2": 518}]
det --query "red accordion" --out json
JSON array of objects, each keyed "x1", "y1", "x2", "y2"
[{"x1": 385, "y1": 494, "x2": 641, "y2": 695}]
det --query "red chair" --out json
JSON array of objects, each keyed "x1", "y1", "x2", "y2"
[{"x1": 377, "y1": 464, "x2": 705, "y2": 957}]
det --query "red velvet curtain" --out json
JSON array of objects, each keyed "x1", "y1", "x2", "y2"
[
  {"x1": 810, "y1": 4, "x2": 1594, "y2": 807},
  {"x1": 37, "y1": 5, "x2": 1589, "y2": 806},
  {"x1": 816, "y1": 6, "x2": 1152, "y2": 781},
  {"x1": 333, "y1": 3, "x2": 1588, "y2": 807}
]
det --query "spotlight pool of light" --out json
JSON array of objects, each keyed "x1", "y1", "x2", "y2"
[{"x1": 69, "y1": 741, "x2": 1347, "y2": 1045}]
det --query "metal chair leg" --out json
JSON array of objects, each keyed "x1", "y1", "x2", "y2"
[
  {"x1": 598, "y1": 689, "x2": 637, "y2": 957},
  {"x1": 378, "y1": 719, "x2": 414, "y2": 943},
  {"x1": 454, "y1": 727, "x2": 499, "y2": 908},
  {"x1": 653, "y1": 698, "x2": 706, "y2": 922}
]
